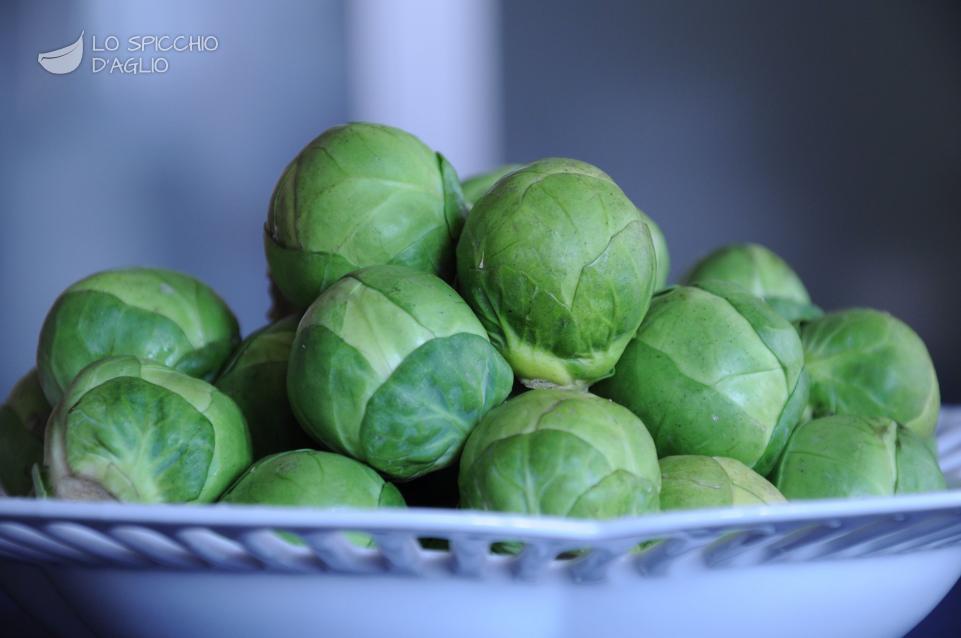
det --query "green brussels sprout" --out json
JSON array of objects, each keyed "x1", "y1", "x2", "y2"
[
  {"x1": 461, "y1": 164, "x2": 523, "y2": 209},
  {"x1": 265, "y1": 122, "x2": 467, "y2": 309},
  {"x1": 45, "y1": 356, "x2": 252, "y2": 503},
  {"x1": 457, "y1": 158, "x2": 658, "y2": 389},
  {"x1": 643, "y1": 212, "x2": 670, "y2": 290},
  {"x1": 288, "y1": 265, "x2": 513, "y2": 480},
  {"x1": 222, "y1": 450, "x2": 404, "y2": 508},
  {"x1": 774, "y1": 415, "x2": 945, "y2": 499},
  {"x1": 37, "y1": 267, "x2": 239, "y2": 406},
  {"x1": 594, "y1": 281, "x2": 808, "y2": 474},
  {"x1": 31, "y1": 464, "x2": 50, "y2": 498},
  {"x1": 0, "y1": 371, "x2": 51, "y2": 496},
  {"x1": 659, "y1": 455, "x2": 785, "y2": 511},
  {"x1": 802, "y1": 309, "x2": 940, "y2": 438},
  {"x1": 459, "y1": 389, "x2": 660, "y2": 519},
  {"x1": 215, "y1": 316, "x2": 313, "y2": 459},
  {"x1": 221, "y1": 450, "x2": 404, "y2": 545},
  {"x1": 684, "y1": 243, "x2": 820, "y2": 322},
  {"x1": 221, "y1": 450, "x2": 404, "y2": 509}
]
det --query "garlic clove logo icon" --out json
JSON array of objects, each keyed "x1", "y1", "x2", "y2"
[{"x1": 38, "y1": 31, "x2": 84, "y2": 74}]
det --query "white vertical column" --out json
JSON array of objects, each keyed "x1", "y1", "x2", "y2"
[{"x1": 346, "y1": 0, "x2": 502, "y2": 176}]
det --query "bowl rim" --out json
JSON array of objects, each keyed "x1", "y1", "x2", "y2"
[{"x1": 2, "y1": 489, "x2": 960, "y2": 543}]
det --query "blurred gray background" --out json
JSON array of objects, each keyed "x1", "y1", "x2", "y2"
[{"x1": 1, "y1": 1, "x2": 960, "y2": 634}]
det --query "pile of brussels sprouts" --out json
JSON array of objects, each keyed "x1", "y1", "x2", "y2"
[{"x1": 0, "y1": 122, "x2": 946, "y2": 526}]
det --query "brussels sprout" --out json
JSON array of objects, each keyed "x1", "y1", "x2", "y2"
[
  {"x1": 0, "y1": 371, "x2": 51, "y2": 496},
  {"x1": 37, "y1": 267, "x2": 239, "y2": 405},
  {"x1": 215, "y1": 316, "x2": 312, "y2": 459},
  {"x1": 802, "y1": 309, "x2": 940, "y2": 438},
  {"x1": 221, "y1": 449, "x2": 404, "y2": 545},
  {"x1": 594, "y1": 281, "x2": 808, "y2": 474},
  {"x1": 45, "y1": 356, "x2": 252, "y2": 503},
  {"x1": 457, "y1": 158, "x2": 658, "y2": 389},
  {"x1": 659, "y1": 455, "x2": 785, "y2": 511},
  {"x1": 684, "y1": 243, "x2": 820, "y2": 322},
  {"x1": 31, "y1": 464, "x2": 50, "y2": 498},
  {"x1": 459, "y1": 389, "x2": 660, "y2": 519},
  {"x1": 265, "y1": 122, "x2": 467, "y2": 309},
  {"x1": 774, "y1": 415, "x2": 945, "y2": 499},
  {"x1": 288, "y1": 265, "x2": 513, "y2": 480},
  {"x1": 643, "y1": 212, "x2": 671, "y2": 290},
  {"x1": 461, "y1": 164, "x2": 523, "y2": 209}
]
